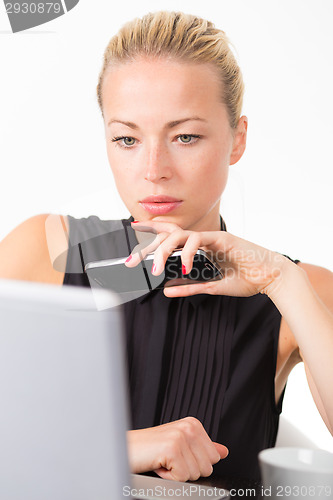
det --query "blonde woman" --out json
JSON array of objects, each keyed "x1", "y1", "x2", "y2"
[{"x1": 1, "y1": 11, "x2": 332, "y2": 486}]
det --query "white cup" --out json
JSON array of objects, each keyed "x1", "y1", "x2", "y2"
[{"x1": 258, "y1": 447, "x2": 333, "y2": 499}]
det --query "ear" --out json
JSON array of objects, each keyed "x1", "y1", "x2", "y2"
[{"x1": 230, "y1": 116, "x2": 248, "y2": 165}]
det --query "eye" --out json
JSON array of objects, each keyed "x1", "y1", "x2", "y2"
[
  {"x1": 176, "y1": 134, "x2": 201, "y2": 144},
  {"x1": 111, "y1": 136, "x2": 137, "y2": 147}
]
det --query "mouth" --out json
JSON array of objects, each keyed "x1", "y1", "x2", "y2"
[{"x1": 139, "y1": 195, "x2": 183, "y2": 215}]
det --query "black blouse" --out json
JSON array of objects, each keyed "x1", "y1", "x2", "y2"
[{"x1": 62, "y1": 214, "x2": 300, "y2": 482}]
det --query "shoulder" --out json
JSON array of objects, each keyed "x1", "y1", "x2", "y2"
[
  {"x1": 297, "y1": 262, "x2": 333, "y2": 309},
  {"x1": 0, "y1": 214, "x2": 127, "y2": 285},
  {"x1": 0, "y1": 214, "x2": 69, "y2": 285},
  {"x1": 279, "y1": 261, "x2": 333, "y2": 358}
]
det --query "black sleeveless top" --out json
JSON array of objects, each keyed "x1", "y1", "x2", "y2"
[{"x1": 62, "y1": 214, "x2": 300, "y2": 482}]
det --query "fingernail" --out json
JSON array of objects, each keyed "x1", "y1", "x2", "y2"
[
  {"x1": 125, "y1": 255, "x2": 132, "y2": 263},
  {"x1": 152, "y1": 263, "x2": 156, "y2": 274},
  {"x1": 182, "y1": 264, "x2": 187, "y2": 275},
  {"x1": 132, "y1": 220, "x2": 140, "y2": 223}
]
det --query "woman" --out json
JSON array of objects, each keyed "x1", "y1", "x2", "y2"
[{"x1": 0, "y1": 11, "x2": 332, "y2": 485}]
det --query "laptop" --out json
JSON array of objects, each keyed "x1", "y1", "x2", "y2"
[{"x1": 0, "y1": 279, "x2": 229, "y2": 499}]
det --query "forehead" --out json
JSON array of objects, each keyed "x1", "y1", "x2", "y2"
[{"x1": 101, "y1": 57, "x2": 228, "y2": 125}]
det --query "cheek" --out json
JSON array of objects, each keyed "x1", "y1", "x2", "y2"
[
  {"x1": 107, "y1": 148, "x2": 133, "y2": 184},
  {"x1": 111, "y1": 170, "x2": 134, "y2": 201},
  {"x1": 191, "y1": 148, "x2": 229, "y2": 187},
  {"x1": 108, "y1": 163, "x2": 133, "y2": 204}
]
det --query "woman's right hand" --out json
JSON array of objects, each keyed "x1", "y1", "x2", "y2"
[{"x1": 127, "y1": 416, "x2": 228, "y2": 482}]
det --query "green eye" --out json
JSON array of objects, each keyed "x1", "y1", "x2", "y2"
[
  {"x1": 111, "y1": 136, "x2": 137, "y2": 147},
  {"x1": 123, "y1": 137, "x2": 135, "y2": 146},
  {"x1": 179, "y1": 134, "x2": 192, "y2": 143},
  {"x1": 177, "y1": 134, "x2": 201, "y2": 144}
]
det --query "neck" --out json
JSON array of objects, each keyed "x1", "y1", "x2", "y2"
[{"x1": 187, "y1": 208, "x2": 222, "y2": 232}]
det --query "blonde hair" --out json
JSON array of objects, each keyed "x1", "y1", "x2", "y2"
[{"x1": 97, "y1": 11, "x2": 244, "y2": 129}]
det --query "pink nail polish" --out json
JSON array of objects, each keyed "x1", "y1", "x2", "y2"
[
  {"x1": 125, "y1": 255, "x2": 132, "y2": 263},
  {"x1": 182, "y1": 264, "x2": 187, "y2": 275},
  {"x1": 152, "y1": 263, "x2": 156, "y2": 274}
]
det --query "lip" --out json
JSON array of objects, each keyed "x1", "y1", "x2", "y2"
[
  {"x1": 139, "y1": 196, "x2": 183, "y2": 215},
  {"x1": 140, "y1": 195, "x2": 182, "y2": 203}
]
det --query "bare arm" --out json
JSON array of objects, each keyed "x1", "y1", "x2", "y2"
[
  {"x1": 0, "y1": 214, "x2": 68, "y2": 285},
  {"x1": 265, "y1": 261, "x2": 333, "y2": 434}
]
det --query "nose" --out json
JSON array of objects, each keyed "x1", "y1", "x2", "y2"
[{"x1": 143, "y1": 142, "x2": 172, "y2": 182}]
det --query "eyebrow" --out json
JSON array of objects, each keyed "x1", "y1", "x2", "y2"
[{"x1": 107, "y1": 117, "x2": 207, "y2": 129}]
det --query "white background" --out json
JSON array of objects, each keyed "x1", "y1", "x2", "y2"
[{"x1": 0, "y1": 0, "x2": 332, "y2": 451}]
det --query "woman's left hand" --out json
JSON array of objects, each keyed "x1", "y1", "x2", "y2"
[{"x1": 125, "y1": 220, "x2": 293, "y2": 299}]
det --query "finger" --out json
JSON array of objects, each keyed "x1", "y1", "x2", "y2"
[
  {"x1": 188, "y1": 441, "x2": 227, "y2": 478},
  {"x1": 180, "y1": 232, "x2": 202, "y2": 275},
  {"x1": 172, "y1": 446, "x2": 202, "y2": 482},
  {"x1": 154, "y1": 447, "x2": 197, "y2": 482},
  {"x1": 156, "y1": 421, "x2": 207, "y2": 482},
  {"x1": 152, "y1": 229, "x2": 190, "y2": 275},
  {"x1": 154, "y1": 466, "x2": 191, "y2": 482},
  {"x1": 181, "y1": 430, "x2": 219, "y2": 477},
  {"x1": 163, "y1": 271, "x2": 246, "y2": 298},
  {"x1": 125, "y1": 232, "x2": 169, "y2": 267},
  {"x1": 132, "y1": 220, "x2": 180, "y2": 234},
  {"x1": 155, "y1": 460, "x2": 199, "y2": 482},
  {"x1": 154, "y1": 467, "x2": 174, "y2": 480},
  {"x1": 163, "y1": 281, "x2": 217, "y2": 298},
  {"x1": 179, "y1": 418, "x2": 219, "y2": 478},
  {"x1": 189, "y1": 445, "x2": 215, "y2": 478},
  {"x1": 213, "y1": 443, "x2": 229, "y2": 460},
  {"x1": 158, "y1": 230, "x2": 235, "y2": 274}
]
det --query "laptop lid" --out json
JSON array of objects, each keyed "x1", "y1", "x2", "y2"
[
  {"x1": 0, "y1": 279, "x2": 229, "y2": 500},
  {"x1": 0, "y1": 279, "x2": 131, "y2": 500}
]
